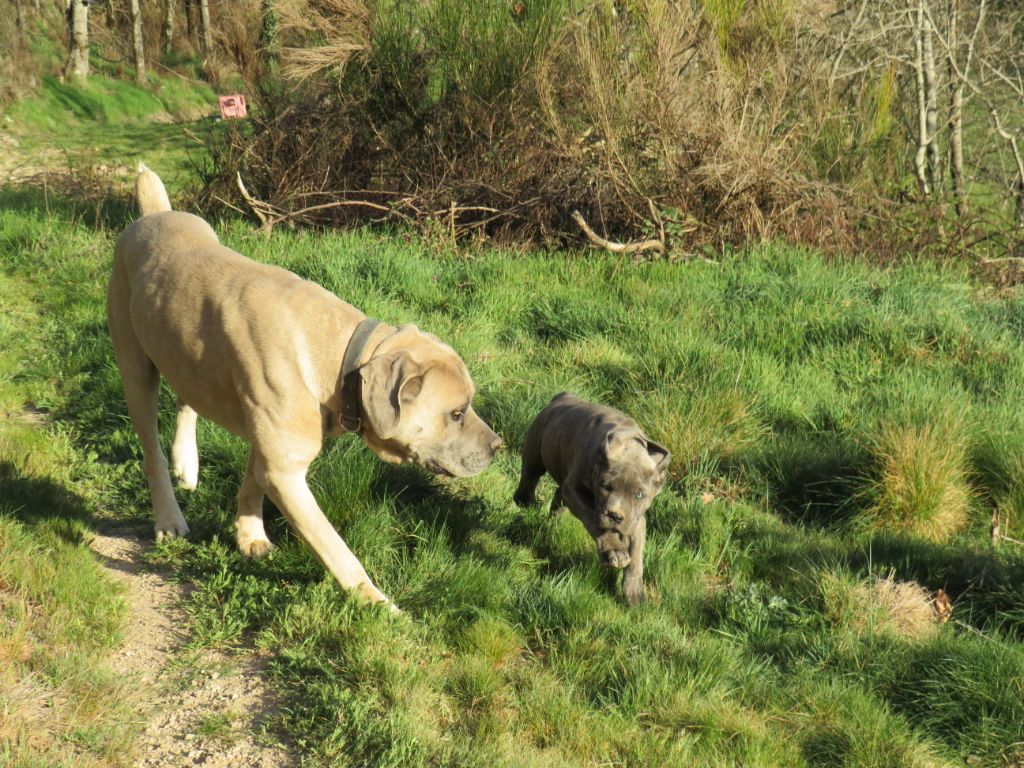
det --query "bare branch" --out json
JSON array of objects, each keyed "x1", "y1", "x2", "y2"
[{"x1": 571, "y1": 210, "x2": 666, "y2": 257}]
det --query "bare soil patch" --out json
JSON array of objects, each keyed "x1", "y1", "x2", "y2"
[{"x1": 90, "y1": 529, "x2": 296, "y2": 768}]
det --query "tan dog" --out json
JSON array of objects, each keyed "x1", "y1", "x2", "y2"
[
  {"x1": 513, "y1": 393, "x2": 669, "y2": 606},
  {"x1": 107, "y1": 164, "x2": 502, "y2": 611}
]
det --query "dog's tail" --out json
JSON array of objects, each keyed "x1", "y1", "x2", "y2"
[{"x1": 135, "y1": 161, "x2": 172, "y2": 216}]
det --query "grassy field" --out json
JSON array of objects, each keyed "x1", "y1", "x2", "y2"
[
  {"x1": 0, "y1": 229, "x2": 135, "y2": 764},
  {"x1": 4, "y1": 78, "x2": 1024, "y2": 766}
]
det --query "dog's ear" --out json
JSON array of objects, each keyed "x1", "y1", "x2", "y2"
[
  {"x1": 360, "y1": 351, "x2": 426, "y2": 439},
  {"x1": 600, "y1": 428, "x2": 625, "y2": 464},
  {"x1": 646, "y1": 439, "x2": 671, "y2": 487}
]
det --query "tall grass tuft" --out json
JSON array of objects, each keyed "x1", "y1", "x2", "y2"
[{"x1": 863, "y1": 422, "x2": 971, "y2": 541}]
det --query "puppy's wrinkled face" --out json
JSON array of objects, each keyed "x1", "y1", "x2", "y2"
[
  {"x1": 587, "y1": 429, "x2": 669, "y2": 540},
  {"x1": 359, "y1": 337, "x2": 501, "y2": 477}
]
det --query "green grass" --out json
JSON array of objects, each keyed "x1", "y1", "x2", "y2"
[
  {"x1": 3, "y1": 75, "x2": 1024, "y2": 762},
  {"x1": 2, "y1": 73, "x2": 217, "y2": 194},
  {"x1": 0, "y1": 260, "x2": 135, "y2": 765},
  {"x1": 4, "y1": 172, "x2": 1024, "y2": 765}
]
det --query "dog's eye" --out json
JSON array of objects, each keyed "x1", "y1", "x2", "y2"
[
  {"x1": 601, "y1": 482, "x2": 614, "y2": 492},
  {"x1": 635, "y1": 491, "x2": 645, "y2": 500},
  {"x1": 451, "y1": 410, "x2": 464, "y2": 423}
]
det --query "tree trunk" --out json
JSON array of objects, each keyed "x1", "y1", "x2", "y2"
[
  {"x1": 199, "y1": 0, "x2": 212, "y2": 56},
  {"x1": 922, "y1": 11, "x2": 941, "y2": 192},
  {"x1": 913, "y1": 0, "x2": 930, "y2": 195},
  {"x1": 15, "y1": 0, "x2": 28, "y2": 49},
  {"x1": 130, "y1": 0, "x2": 147, "y2": 84},
  {"x1": 64, "y1": 0, "x2": 90, "y2": 79},
  {"x1": 947, "y1": 0, "x2": 965, "y2": 216},
  {"x1": 164, "y1": 0, "x2": 175, "y2": 55}
]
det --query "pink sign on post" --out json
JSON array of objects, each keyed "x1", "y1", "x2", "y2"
[{"x1": 218, "y1": 94, "x2": 248, "y2": 120}]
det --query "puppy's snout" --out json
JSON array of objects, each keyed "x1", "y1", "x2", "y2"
[
  {"x1": 607, "y1": 511, "x2": 624, "y2": 524},
  {"x1": 489, "y1": 434, "x2": 504, "y2": 452}
]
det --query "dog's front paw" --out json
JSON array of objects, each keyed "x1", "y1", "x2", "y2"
[
  {"x1": 238, "y1": 536, "x2": 274, "y2": 559},
  {"x1": 549, "y1": 489, "x2": 566, "y2": 515},
  {"x1": 603, "y1": 549, "x2": 632, "y2": 569},
  {"x1": 154, "y1": 513, "x2": 190, "y2": 541},
  {"x1": 623, "y1": 578, "x2": 647, "y2": 607}
]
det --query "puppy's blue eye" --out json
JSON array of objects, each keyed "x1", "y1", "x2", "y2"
[
  {"x1": 635, "y1": 491, "x2": 645, "y2": 500},
  {"x1": 451, "y1": 410, "x2": 464, "y2": 423}
]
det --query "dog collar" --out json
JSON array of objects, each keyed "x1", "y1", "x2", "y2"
[{"x1": 339, "y1": 318, "x2": 384, "y2": 432}]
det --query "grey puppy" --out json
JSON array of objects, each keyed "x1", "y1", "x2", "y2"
[{"x1": 513, "y1": 392, "x2": 670, "y2": 606}]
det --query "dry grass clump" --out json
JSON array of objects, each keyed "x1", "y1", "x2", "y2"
[
  {"x1": 275, "y1": 0, "x2": 369, "y2": 81},
  {"x1": 864, "y1": 423, "x2": 971, "y2": 541},
  {"x1": 198, "y1": 0, "x2": 889, "y2": 253},
  {"x1": 821, "y1": 571, "x2": 947, "y2": 643}
]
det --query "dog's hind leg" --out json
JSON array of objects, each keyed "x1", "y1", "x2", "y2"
[
  {"x1": 108, "y1": 266, "x2": 189, "y2": 540},
  {"x1": 235, "y1": 449, "x2": 273, "y2": 558},
  {"x1": 109, "y1": 336, "x2": 189, "y2": 540},
  {"x1": 171, "y1": 398, "x2": 200, "y2": 490}
]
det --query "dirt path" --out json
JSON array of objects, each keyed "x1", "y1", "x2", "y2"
[{"x1": 90, "y1": 529, "x2": 296, "y2": 768}]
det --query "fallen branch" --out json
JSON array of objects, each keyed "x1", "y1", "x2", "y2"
[
  {"x1": 236, "y1": 172, "x2": 272, "y2": 234},
  {"x1": 236, "y1": 172, "x2": 395, "y2": 236},
  {"x1": 570, "y1": 209, "x2": 665, "y2": 257}
]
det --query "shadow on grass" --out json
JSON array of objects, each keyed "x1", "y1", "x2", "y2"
[
  {"x1": 0, "y1": 183, "x2": 136, "y2": 232},
  {"x1": 0, "y1": 459, "x2": 96, "y2": 544},
  {"x1": 731, "y1": 434, "x2": 873, "y2": 530},
  {"x1": 733, "y1": 512, "x2": 1024, "y2": 637},
  {"x1": 368, "y1": 463, "x2": 487, "y2": 551}
]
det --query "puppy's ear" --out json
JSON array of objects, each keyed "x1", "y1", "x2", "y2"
[
  {"x1": 646, "y1": 439, "x2": 671, "y2": 486},
  {"x1": 360, "y1": 351, "x2": 426, "y2": 439}
]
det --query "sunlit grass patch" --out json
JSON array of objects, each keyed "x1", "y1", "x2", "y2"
[{"x1": 5, "y1": 193, "x2": 1024, "y2": 765}]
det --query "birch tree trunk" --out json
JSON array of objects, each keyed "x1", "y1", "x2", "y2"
[
  {"x1": 947, "y1": 0, "x2": 965, "y2": 216},
  {"x1": 913, "y1": 0, "x2": 931, "y2": 195},
  {"x1": 130, "y1": 0, "x2": 147, "y2": 84},
  {"x1": 164, "y1": 0, "x2": 175, "y2": 55},
  {"x1": 64, "y1": 0, "x2": 90, "y2": 79},
  {"x1": 199, "y1": 0, "x2": 212, "y2": 56},
  {"x1": 922, "y1": 11, "x2": 941, "y2": 192}
]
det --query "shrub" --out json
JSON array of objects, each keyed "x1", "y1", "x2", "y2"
[{"x1": 198, "y1": 0, "x2": 899, "y2": 254}]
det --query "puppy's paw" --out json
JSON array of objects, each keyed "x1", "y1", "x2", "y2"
[
  {"x1": 604, "y1": 549, "x2": 632, "y2": 569},
  {"x1": 549, "y1": 490, "x2": 565, "y2": 515},
  {"x1": 623, "y1": 579, "x2": 647, "y2": 607},
  {"x1": 513, "y1": 488, "x2": 535, "y2": 507},
  {"x1": 238, "y1": 536, "x2": 274, "y2": 559}
]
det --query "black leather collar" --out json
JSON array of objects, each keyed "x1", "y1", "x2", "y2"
[{"x1": 339, "y1": 318, "x2": 384, "y2": 432}]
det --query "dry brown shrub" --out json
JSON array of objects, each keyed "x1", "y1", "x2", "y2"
[
  {"x1": 275, "y1": 0, "x2": 369, "y2": 81},
  {"x1": 195, "y1": 0, "x2": 948, "y2": 256}
]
